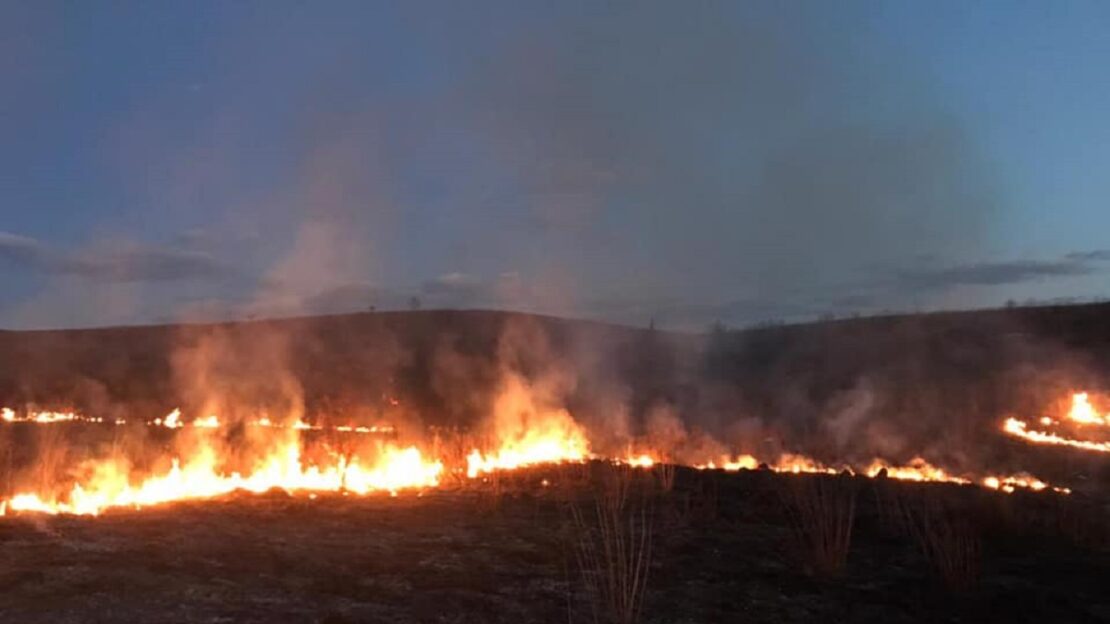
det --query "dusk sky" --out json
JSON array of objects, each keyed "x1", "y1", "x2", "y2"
[{"x1": 2, "y1": 1, "x2": 1109, "y2": 330}]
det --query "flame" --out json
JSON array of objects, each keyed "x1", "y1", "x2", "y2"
[
  {"x1": 0, "y1": 405, "x2": 394, "y2": 437},
  {"x1": 3, "y1": 437, "x2": 442, "y2": 516},
  {"x1": 1, "y1": 387, "x2": 1086, "y2": 516},
  {"x1": 696, "y1": 454, "x2": 760, "y2": 471},
  {"x1": 698, "y1": 453, "x2": 838, "y2": 475},
  {"x1": 982, "y1": 474, "x2": 1070, "y2": 495},
  {"x1": 1065, "y1": 392, "x2": 1110, "y2": 426},
  {"x1": 154, "y1": 409, "x2": 183, "y2": 428},
  {"x1": 464, "y1": 375, "x2": 591, "y2": 478},
  {"x1": 1001, "y1": 392, "x2": 1110, "y2": 454},
  {"x1": 623, "y1": 453, "x2": 656, "y2": 468},
  {"x1": 1, "y1": 408, "x2": 85, "y2": 424},
  {"x1": 866, "y1": 457, "x2": 969, "y2": 484},
  {"x1": 1002, "y1": 417, "x2": 1110, "y2": 453}
]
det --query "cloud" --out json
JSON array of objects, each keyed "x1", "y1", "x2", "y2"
[
  {"x1": 895, "y1": 258, "x2": 1095, "y2": 290},
  {"x1": 421, "y1": 272, "x2": 485, "y2": 304},
  {"x1": 1064, "y1": 249, "x2": 1110, "y2": 262},
  {"x1": 0, "y1": 230, "x2": 229, "y2": 283},
  {"x1": 0, "y1": 231, "x2": 46, "y2": 265}
]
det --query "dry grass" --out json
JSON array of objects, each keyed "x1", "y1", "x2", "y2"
[
  {"x1": 33, "y1": 425, "x2": 70, "y2": 495},
  {"x1": 783, "y1": 474, "x2": 857, "y2": 577},
  {"x1": 569, "y1": 465, "x2": 654, "y2": 624},
  {"x1": 653, "y1": 461, "x2": 676, "y2": 494},
  {"x1": 1049, "y1": 496, "x2": 1108, "y2": 549},
  {"x1": 0, "y1": 426, "x2": 12, "y2": 497},
  {"x1": 897, "y1": 491, "x2": 981, "y2": 591}
]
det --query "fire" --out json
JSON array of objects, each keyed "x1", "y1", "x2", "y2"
[
  {"x1": 982, "y1": 474, "x2": 1070, "y2": 495},
  {"x1": 623, "y1": 453, "x2": 656, "y2": 468},
  {"x1": 2, "y1": 408, "x2": 85, "y2": 424},
  {"x1": 1, "y1": 406, "x2": 394, "y2": 436},
  {"x1": 154, "y1": 409, "x2": 183, "y2": 428},
  {"x1": 1002, "y1": 417, "x2": 1110, "y2": 453},
  {"x1": 697, "y1": 453, "x2": 837, "y2": 475},
  {"x1": 692, "y1": 454, "x2": 1063, "y2": 494},
  {"x1": 465, "y1": 430, "x2": 589, "y2": 477},
  {"x1": 865, "y1": 457, "x2": 970, "y2": 485},
  {"x1": 1065, "y1": 392, "x2": 1110, "y2": 426},
  {"x1": 2, "y1": 437, "x2": 443, "y2": 516},
  {"x1": 464, "y1": 375, "x2": 591, "y2": 478},
  {"x1": 773, "y1": 453, "x2": 839, "y2": 475},
  {"x1": 1001, "y1": 392, "x2": 1110, "y2": 454},
  {"x1": 696, "y1": 454, "x2": 760, "y2": 471},
  {"x1": 1, "y1": 387, "x2": 1084, "y2": 517}
]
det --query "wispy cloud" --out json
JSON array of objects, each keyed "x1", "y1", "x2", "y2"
[
  {"x1": 0, "y1": 231, "x2": 229, "y2": 283},
  {"x1": 894, "y1": 258, "x2": 1095, "y2": 290},
  {"x1": 1064, "y1": 249, "x2": 1110, "y2": 262}
]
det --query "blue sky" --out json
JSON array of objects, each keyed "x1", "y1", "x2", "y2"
[{"x1": 1, "y1": 1, "x2": 1109, "y2": 329}]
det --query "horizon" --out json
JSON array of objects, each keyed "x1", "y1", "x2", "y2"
[{"x1": 4, "y1": 295, "x2": 1110, "y2": 335}]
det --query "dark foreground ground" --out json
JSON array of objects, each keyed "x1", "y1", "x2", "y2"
[{"x1": 1, "y1": 466, "x2": 1108, "y2": 624}]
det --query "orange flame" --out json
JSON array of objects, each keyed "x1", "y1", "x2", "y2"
[
  {"x1": 464, "y1": 375, "x2": 591, "y2": 477},
  {"x1": 3, "y1": 438, "x2": 442, "y2": 516},
  {"x1": 1002, "y1": 417, "x2": 1110, "y2": 454},
  {"x1": 1065, "y1": 392, "x2": 1110, "y2": 426},
  {"x1": 1, "y1": 387, "x2": 1085, "y2": 516}
]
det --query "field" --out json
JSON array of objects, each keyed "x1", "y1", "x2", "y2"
[
  {"x1": 1, "y1": 464, "x2": 1107, "y2": 624},
  {"x1": 2, "y1": 306, "x2": 1110, "y2": 622}
]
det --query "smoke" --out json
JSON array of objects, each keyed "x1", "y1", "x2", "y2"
[
  {"x1": 4, "y1": 3, "x2": 1106, "y2": 500},
  {"x1": 0, "y1": 1, "x2": 1016, "y2": 331},
  {"x1": 407, "y1": 1, "x2": 1001, "y2": 327}
]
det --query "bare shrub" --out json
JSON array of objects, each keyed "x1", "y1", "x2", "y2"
[
  {"x1": 873, "y1": 477, "x2": 909, "y2": 537},
  {"x1": 1049, "y1": 496, "x2": 1107, "y2": 549},
  {"x1": 570, "y1": 464, "x2": 654, "y2": 624},
  {"x1": 554, "y1": 461, "x2": 591, "y2": 503},
  {"x1": 654, "y1": 461, "x2": 676, "y2": 494},
  {"x1": 428, "y1": 427, "x2": 475, "y2": 489},
  {"x1": 0, "y1": 426, "x2": 12, "y2": 497},
  {"x1": 899, "y1": 492, "x2": 981, "y2": 591},
  {"x1": 688, "y1": 471, "x2": 719, "y2": 524},
  {"x1": 783, "y1": 474, "x2": 857, "y2": 577},
  {"x1": 34, "y1": 425, "x2": 71, "y2": 495},
  {"x1": 476, "y1": 469, "x2": 505, "y2": 512}
]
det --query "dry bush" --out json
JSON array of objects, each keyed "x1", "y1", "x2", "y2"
[
  {"x1": 783, "y1": 474, "x2": 857, "y2": 577},
  {"x1": 476, "y1": 469, "x2": 506, "y2": 512},
  {"x1": 0, "y1": 426, "x2": 12, "y2": 497},
  {"x1": 873, "y1": 478, "x2": 910, "y2": 537},
  {"x1": 1049, "y1": 496, "x2": 1108, "y2": 549},
  {"x1": 569, "y1": 464, "x2": 654, "y2": 624},
  {"x1": 553, "y1": 461, "x2": 591, "y2": 503},
  {"x1": 428, "y1": 427, "x2": 476, "y2": 489},
  {"x1": 653, "y1": 462, "x2": 676, "y2": 494},
  {"x1": 899, "y1": 492, "x2": 981, "y2": 591},
  {"x1": 33, "y1": 425, "x2": 71, "y2": 495}
]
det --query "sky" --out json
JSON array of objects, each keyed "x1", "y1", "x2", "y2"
[{"x1": 1, "y1": 0, "x2": 1109, "y2": 330}]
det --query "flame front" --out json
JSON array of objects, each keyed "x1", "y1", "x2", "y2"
[
  {"x1": 1001, "y1": 392, "x2": 1110, "y2": 454},
  {"x1": 1064, "y1": 392, "x2": 1110, "y2": 426},
  {"x1": 464, "y1": 375, "x2": 591, "y2": 477},
  {"x1": 2, "y1": 387, "x2": 1087, "y2": 517},
  {"x1": 4, "y1": 433, "x2": 442, "y2": 516}
]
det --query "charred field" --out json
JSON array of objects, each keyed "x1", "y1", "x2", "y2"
[
  {"x1": 0, "y1": 464, "x2": 1107, "y2": 624},
  {"x1": 1, "y1": 306, "x2": 1110, "y2": 622}
]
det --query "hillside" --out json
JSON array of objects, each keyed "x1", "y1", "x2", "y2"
[{"x1": 0, "y1": 303, "x2": 1109, "y2": 482}]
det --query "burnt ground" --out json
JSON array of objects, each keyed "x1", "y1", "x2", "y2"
[{"x1": 1, "y1": 466, "x2": 1108, "y2": 624}]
